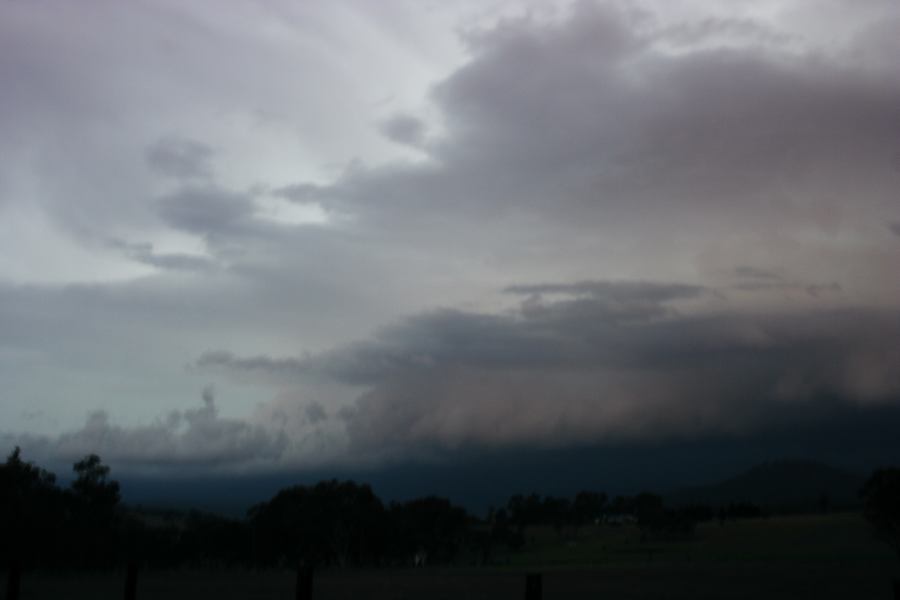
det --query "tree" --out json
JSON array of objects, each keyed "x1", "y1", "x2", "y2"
[
  {"x1": 541, "y1": 496, "x2": 571, "y2": 536},
  {"x1": 489, "y1": 507, "x2": 523, "y2": 551},
  {"x1": 0, "y1": 447, "x2": 64, "y2": 566},
  {"x1": 249, "y1": 480, "x2": 385, "y2": 568},
  {"x1": 69, "y1": 454, "x2": 121, "y2": 566},
  {"x1": 72, "y1": 454, "x2": 120, "y2": 510},
  {"x1": 632, "y1": 492, "x2": 698, "y2": 541},
  {"x1": 573, "y1": 491, "x2": 607, "y2": 529},
  {"x1": 860, "y1": 468, "x2": 900, "y2": 557},
  {"x1": 388, "y1": 496, "x2": 469, "y2": 565},
  {"x1": 506, "y1": 493, "x2": 544, "y2": 534}
]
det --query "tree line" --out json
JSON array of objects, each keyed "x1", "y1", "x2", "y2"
[{"x1": 4, "y1": 447, "x2": 899, "y2": 571}]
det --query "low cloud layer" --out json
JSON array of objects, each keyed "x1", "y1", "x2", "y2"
[
  {"x1": 16, "y1": 276, "x2": 899, "y2": 469},
  {"x1": 197, "y1": 281, "x2": 900, "y2": 461}
]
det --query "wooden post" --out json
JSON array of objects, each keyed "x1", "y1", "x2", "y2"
[
  {"x1": 6, "y1": 561, "x2": 21, "y2": 600},
  {"x1": 525, "y1": 572, "x2": 542, "y2": 600},
  {"x1": 295, "y1": 563, "x2": 313, "y2": 600},
  {"x1": 123, "y1": 562, "x2": 138, "y2": 600},
  {"x1": 893, "y1": 577, "x2": 900, "y2": 600}
]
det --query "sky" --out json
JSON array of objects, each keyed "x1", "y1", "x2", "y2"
[{"x1": 2, "y1": 0, "x2": 900, "y2": 485}]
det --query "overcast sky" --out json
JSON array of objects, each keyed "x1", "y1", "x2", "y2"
[{"x1": 2, "y1": 0, "x2": 899, "y2": 475}]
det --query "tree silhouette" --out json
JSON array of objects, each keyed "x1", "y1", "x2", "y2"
[
  {"x1": 573, "y1": 491, "x2": 607, "y2": 528},
  {"x1": 0, "y1": 447, "x2": 64, "y2": 567},
  {"x1": 249, "y1": 479, "x2": 385, "y2": 568},
  {"x1": 860, "y1": 468, "x2": 900, "y2": 557},
  {"x1": 69, "y1": 454, "x2": 121, "y2": 567},
  {"x1": 72, "y1": 454, "x2": 121, "y2": 510},
  {"x1": 388, "y1": 496, "x2": 469, "y2": 564}
]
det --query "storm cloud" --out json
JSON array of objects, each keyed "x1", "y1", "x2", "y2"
[
  {"x1": 199, "y1": 281, "x2": 900, "y2": 460},
  {"x1": 311, "y1": 2, "x2": 900, "y2": 244},
  {"x1": 1, "y1": 0, "x2": 899, "y2": 472}
]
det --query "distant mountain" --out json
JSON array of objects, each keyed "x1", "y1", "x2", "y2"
[{"x1": 667, "y1": 460, "x2": 865, "y2": 512}]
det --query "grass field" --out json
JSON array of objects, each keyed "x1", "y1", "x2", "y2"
[{"x1": 7, "y1": 512, "x2": 899, "y2": 599}]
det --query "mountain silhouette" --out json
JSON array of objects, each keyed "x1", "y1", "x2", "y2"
[{"x1": 667, "y1": 460, "x2": 865, "y2": 512}]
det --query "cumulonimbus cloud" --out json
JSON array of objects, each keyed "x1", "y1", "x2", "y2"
[{"x1": 2, "y1": 1, "x2": 899, "y2": 473}]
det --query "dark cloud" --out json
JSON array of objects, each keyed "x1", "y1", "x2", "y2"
[
  {"x1": 198, "y1": 278, "x2": 714, "y2": 385},
  {"x1": 199, "y1": 279, "x2": 900, "y2": 459},
  {"x1": 339, "y1": 308, "x2": 900, "y2": 457},
  {"x1": 379, "y1": 114, "x2": 427, "y2": 148},
  {"x1": 145, "y1": 137, "x2": 215, "y2": 180},
  {"x1": 298, "y1": 0, "x2": 899, "y2": 252},
  {"x1": 156, "y1": 187, "x2": 256, "y2": 237},
  {"x1": 304, "y1": 401, "x2": 328, "y2": 425},
  {"x1": 890, "y1": 222, "x2": 900, "y2": 237}
]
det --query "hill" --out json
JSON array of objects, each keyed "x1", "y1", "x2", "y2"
[{"x1": 667, "y1": 460, "x2": 865, "y2": 512}]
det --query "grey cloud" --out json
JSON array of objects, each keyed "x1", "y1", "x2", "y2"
[
  {"x1": 107, "y1": 238, "x2": 215, "y2": 272},
  {"x1": 199, "y1": 279, "x2": 900, "y2": 457},
  {"x1": 3, "y1": 0, "x2": 900, "y2": 472},
  {"x1": 300, "y1": 0, "x2": 900, "y2": 249},
  {"x1": 507, "y1": 280, "x2": 709, "y2": 325},
  {"x1": 156, "y1": 187, "x2": 256, "y2": 237},
  {"x1": 201, "y1": 383, "x2": 216, "y2": 406},
  {"x1": 304, "y1": 401, "x2": 328, "y2": 425},
  {"x1": 734, "y1": 266, "x2": 781, "y2": 281},
  {"x1": 196, "y1": 351, "x2": 308, "y2": 380},
  {"x1": 211, "y1": 0, "x2": 900, "y2": 322},
  {"x1": 200, "y1": 285, "x2": 684, "y2": 385},
  {"x1": 2, "y1": 389, "x2": 287, "y2": 471},
  {"x1": 195, "y1": 278, "x2": 861, "y2": 386},
  {"x1": 137, "y1": 252, "x2": 216, "y2": 272},
  {"x1": 379, "y1": 114, "x2": 427, "y2": 147},
  {"x1": 504, "y1": 280, "x2": 706, "y2": 303},
  {"x1": 203, "y1": 294, "x2": 854, "y2": 383},
  {"x1": 146, "y1": 137, "x2": 215, "y2": 180},
  {"x1": 654, "y1": 17, "x2": 792, "y2": 49},
  {"x1": 339, "y1": 307, "x2": 900, "y2": 456},
  {"x1": 803, "y1": 283, "x2": 842, "y2": 297},
  {"x1": 273, "y1": 183, "x2": 333, "y2": 204},
  {"x1": 732, "y1": 280, "x2": 842, "y2": 297},
  {"x1": 890, "y1": 222, "x2": 900, "y2": 237}
]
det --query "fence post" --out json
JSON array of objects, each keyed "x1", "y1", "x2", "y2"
[
  {"x1": 296, "y1": 563, "x2": 313, "y2": 600},
  {"x1": 525, "y1": 572, "x2": 542, "y2": 600},
  {"x1": 893, "y1": 578, "x2": 900, "y2": 600},
  {"x1": 123, "y1": 561, "x2": 138, "y2": 600}
]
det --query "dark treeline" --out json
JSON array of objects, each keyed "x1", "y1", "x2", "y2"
[
  {"x1": 1, "y1": 449, "x2": 123, "y2": 570},
  {"x1": 9, "y1": 447, "x2": 887, "y2": 573}
]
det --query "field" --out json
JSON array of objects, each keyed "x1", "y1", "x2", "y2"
[{"x1": 7, "y1": 512, "x2": 899, "y2": 599}]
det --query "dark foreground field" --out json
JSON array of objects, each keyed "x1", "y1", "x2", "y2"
[{"x1": 8, "y1": 513, "x2": 899, "y2": 599}]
